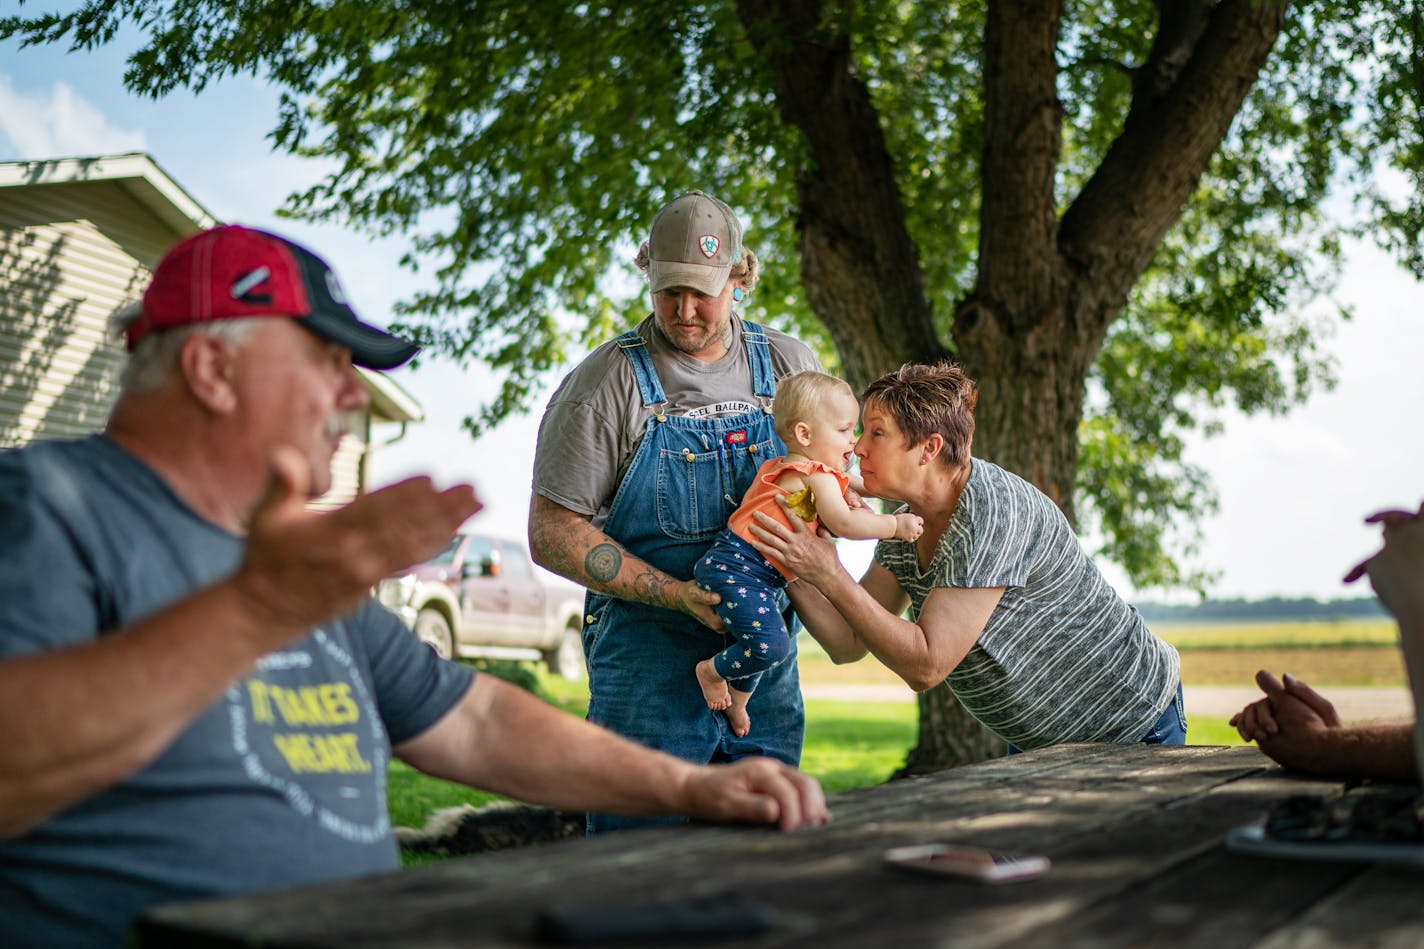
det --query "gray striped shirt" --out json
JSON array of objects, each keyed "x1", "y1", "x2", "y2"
[{"x1": 874, "y1": 458, "x2": 1180, "y2": 750}]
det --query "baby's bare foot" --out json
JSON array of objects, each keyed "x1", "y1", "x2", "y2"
[
  {"x1": 726, "y1": 688, "x2": 753, "y2": 737},
  {"x1": 696, "y1": 659, "x2": 732, "y2": 710}
]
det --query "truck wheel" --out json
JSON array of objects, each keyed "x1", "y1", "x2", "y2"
[
  {"x1": 414, "y1": 609, "x2": 455, "y2": 660},
  {"x1": 544, "y1": 624, "x2": 585, "y2": 681}
]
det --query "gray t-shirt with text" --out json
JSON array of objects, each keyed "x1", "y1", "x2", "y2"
[{"x1": 0, "y1": 436, "x2": 475, "y2": 948}]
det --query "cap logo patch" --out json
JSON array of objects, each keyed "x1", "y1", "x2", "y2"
[
  {"x1": 324, "y1": 270, "x2": 350, "y2": 305},
  {"x1": 699, "y1": 235, "x2": 720, "y2": 258},
  {"x1": 230, "y1": 266, "x2": 271, "y2": 302}
]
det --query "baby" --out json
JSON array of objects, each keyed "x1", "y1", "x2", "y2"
[{"x1": 693, "y1": 370, "x2": 924, "y2": 736}]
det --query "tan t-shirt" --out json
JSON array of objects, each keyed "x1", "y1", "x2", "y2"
[{"x1": 533, "y1": 315, "x2": 820, "y2": 525}]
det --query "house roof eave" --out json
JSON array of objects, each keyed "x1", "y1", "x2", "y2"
[{"x1": 0, "y1": 152, "x2": 218, "y2": 235}]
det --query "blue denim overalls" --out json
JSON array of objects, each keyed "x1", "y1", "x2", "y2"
[{"x1": 582, "y1": 321, "x2": 805, "y2": 834}]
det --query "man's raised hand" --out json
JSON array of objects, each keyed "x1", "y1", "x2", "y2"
[{"x1": 234, "y1": 447, "x2": 481, "y2": 636}]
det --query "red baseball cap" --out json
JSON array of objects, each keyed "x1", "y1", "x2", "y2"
[{"x1": 128, "y1": 225, "x2": 419, "y2": 370}]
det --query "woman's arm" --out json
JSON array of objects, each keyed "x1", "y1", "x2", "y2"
[
  {"x1": 749, "y1": 507, "x2": 1002, "y2": 690},
  {"x1": 783, "y1": 563, "x2": 905, "y2": 663}
]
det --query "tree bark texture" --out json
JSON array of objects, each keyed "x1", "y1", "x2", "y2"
[
  {"x1": 745, "y1": 0, "x2": 1289, "y2": 773},
  {"x1": 737, "y1": 0, "x2": 947, "y2": 391}
]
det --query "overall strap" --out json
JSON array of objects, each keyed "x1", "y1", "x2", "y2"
[
  {"x1": 614, "y1": 330, "x2": 666, "y2": 407},
  {"x1": 741, "y1": 320, "x2": 777, "y2": 400}
]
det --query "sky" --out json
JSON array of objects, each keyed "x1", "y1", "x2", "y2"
[{"x1": 3, "y1": 19, "x2": 1422, "y2": 602}]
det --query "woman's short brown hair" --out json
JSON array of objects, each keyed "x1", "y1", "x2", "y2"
[{"x1": 861, "y1": 361, "x2": 978, "y2": 468}]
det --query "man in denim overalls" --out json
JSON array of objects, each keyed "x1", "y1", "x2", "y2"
[{"x1": 530, "y1": 192, "x2": 822, "y2": 833}]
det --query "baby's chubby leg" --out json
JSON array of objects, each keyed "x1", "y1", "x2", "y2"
[
  {"x1": 695, "y1": 658, "x2": 732, "y2": 710},
  {"x1": 725, "y1": 687, "x2": 753, "y2": 738}
]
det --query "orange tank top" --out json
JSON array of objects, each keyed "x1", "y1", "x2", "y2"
[{"x1": 727, "y1": 457, "x2": 851, "y2": 580}]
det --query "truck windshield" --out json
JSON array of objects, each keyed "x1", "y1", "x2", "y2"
[{"x1": 426, "y1": 536, "x2": 463, "y2": 566}]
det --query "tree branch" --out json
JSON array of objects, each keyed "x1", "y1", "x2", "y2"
[
  {"x1": 737, "y1": 0, "x2": 946, "y2": 386},
  {"x1": 1059, "y1": 0, "x2": 1291, "y2": 334},
  {"x1": 975, "y1": 0, "x2": 1066, "y2": 331}
]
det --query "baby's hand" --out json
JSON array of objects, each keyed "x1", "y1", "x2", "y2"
[{"x1": 893, "y1": 512, "x2": 924, "y2": 541}]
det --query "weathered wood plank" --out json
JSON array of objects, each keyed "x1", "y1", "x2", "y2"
[
  {"x1": 134, "y1": 746, "x2": 1405, "y2": 949},
  {"x1": 1249, "y1": 865, "x2": 1424, "y2": 949}
]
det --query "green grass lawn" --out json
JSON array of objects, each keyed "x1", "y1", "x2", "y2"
[{"x1": 799, "y1": 699, "x2": 915, "y2": 792}]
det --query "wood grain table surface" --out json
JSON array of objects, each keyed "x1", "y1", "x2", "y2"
[{"x1": 134, "y1": 743, "x2": 1424, "y2": 948}]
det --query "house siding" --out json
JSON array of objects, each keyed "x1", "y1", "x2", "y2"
[
  {"x1": 2, "y1": 167, "x2": 415, "y2": 511},
  {"x1": 1, "y1": 181, "x2": 161, "y2": 446},
  {"x1": 317, "y1": 435, "x2": 365, "y2": 511}
]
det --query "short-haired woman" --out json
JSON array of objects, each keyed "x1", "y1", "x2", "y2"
[{"x1": 749, "y1": 361, "x2": 1184, "y2": 752}]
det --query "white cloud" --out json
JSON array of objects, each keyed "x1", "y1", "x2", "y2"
[{"x1": 0, "y1": 74, "x2": 146, "y2": 158}]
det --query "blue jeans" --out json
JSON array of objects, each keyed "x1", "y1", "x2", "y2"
[
  {"x1": 1006, "y1": 682, "x2": 1187, "y2": 755},
  {"x1": 1138, "y1": 682, "x2": 1188, "y2": 745},
  {"x1": 582, "y1": 596, "x2": 804, "y2": 832}
]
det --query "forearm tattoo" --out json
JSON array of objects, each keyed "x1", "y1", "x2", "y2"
[
  {"x1": 534, "y1": 502, "x2": 679, "y2": 607},
  {"x1": 632, "y1": 571, "x2": 679, "y2": 607},
  {"x1": 585, "y1": 543, "x2": 622, "y2": 583}
]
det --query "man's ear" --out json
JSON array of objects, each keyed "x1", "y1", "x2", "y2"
[{"x1": 179, "y1": 333, "x2": 238, "y2": 414}]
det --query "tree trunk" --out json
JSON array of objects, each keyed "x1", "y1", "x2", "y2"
[
  {"x1": 736, "y1": 0, "x2": 947, "y2": 390},
  {"x1": 894, "y1": 682, "x2": 1004, "y2": 777},
  {"x1": 744, "y1": 0, "x2": 1289, "y2": 775}
]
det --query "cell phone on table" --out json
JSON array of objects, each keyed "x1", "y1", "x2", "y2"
[{"x1": 883, "y1": 843, "x2": 1050, "y2": 883}]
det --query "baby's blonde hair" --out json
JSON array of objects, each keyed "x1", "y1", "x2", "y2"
[{"x1": 772, "y1": 371, "x2": 855, "y2": 445}]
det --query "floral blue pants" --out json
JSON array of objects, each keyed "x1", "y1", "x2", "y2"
[{"x1": 693, "y1": 529, "x2": 792, "y2": 694}]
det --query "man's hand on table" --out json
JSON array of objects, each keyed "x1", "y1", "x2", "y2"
[{"x1": 681, "y1": 757, "x2": 831, "y2": 832}]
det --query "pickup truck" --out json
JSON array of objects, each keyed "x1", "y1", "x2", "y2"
[{"x1": 376, "y1": 531, "x2": 587, "y2": 680}]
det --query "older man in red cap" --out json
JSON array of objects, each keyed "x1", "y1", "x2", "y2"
[{"x1": 0, "y1": 225, "x2": 828, "y2": 948}]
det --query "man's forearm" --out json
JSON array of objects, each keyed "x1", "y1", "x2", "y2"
[
  {"x1": 528, "y1": 495, "x2": 685, "y2": 611},
  {"x1": 1260, "y1": 723, "x2": 1418, "y2": 781},
  {"x1": 401, "y1": 675, "x2": 696, "y2": 816},
  {"x1": 0, "y1": 580, "x2": 308, "y2": 839}
]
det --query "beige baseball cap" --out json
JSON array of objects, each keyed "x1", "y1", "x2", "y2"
[{"x1": 646, "y1": 191, "x2": 743, "y2": 296}]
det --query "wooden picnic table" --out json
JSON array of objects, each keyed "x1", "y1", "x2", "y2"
[{"x1": 134, "y1": 743, "x2": 1424, "y2": 948}]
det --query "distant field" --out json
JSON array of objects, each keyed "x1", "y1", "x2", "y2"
[
  {"x1": 1151, "y1": 618, "x2": 1404, "y2": 687},
  {"x1": 1176, "y1": 646, "x2": 1405, "y2": 687},
  {"x1": 1152, "y1": 618, "x2": 1398, "y2": 650}
]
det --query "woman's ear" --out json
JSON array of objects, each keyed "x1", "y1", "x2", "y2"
[
  {"x1": 179, "y1": 334, "x2": 238, "y2": 414},
  {"x1": 919, "y1": 433, "x2": 945, "y2": 465}
]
